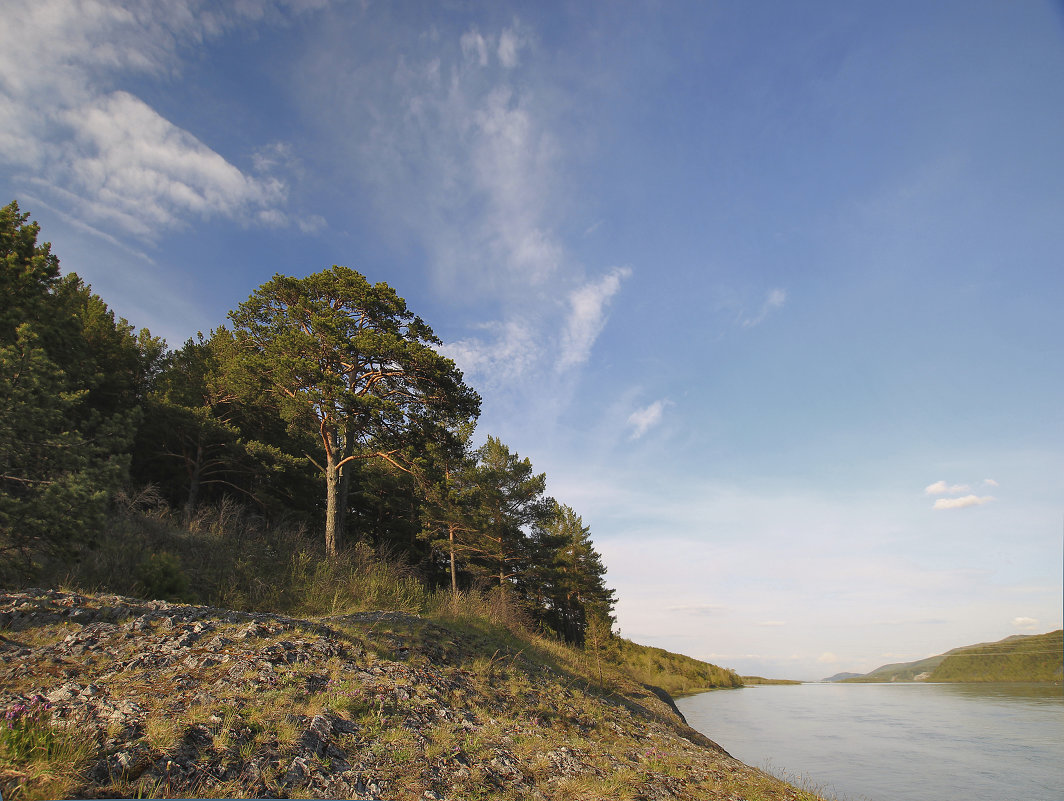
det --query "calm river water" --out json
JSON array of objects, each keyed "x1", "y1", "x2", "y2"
[{"x1": 676, "y1": 682, "x2": 1063, "y2": 801}]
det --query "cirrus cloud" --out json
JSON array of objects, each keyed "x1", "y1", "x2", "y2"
[
  {"x1": 557, "y1": 267, "x2": 631, "y2": 371},
  {"x1": 627, "y1": 399, "x2": 671, "y2": 439}
]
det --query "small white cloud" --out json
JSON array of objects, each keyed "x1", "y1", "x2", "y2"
[
  {"x1": 460, "y1": 27, "x2": 489, "y2": 66},
  {"x1": 557, "y1": 266, "x2": 630, "y2": 371},
  {"x1": 740, "y1": 287, "x2": 786, "y2": 328},
  {"x1": 932, "y1": 494, "x2": 995, "y2": 510},
  {"x1": 756, "y1": 621, "x2": 786, "y2": 627},
  {"x1": 1012, "y1": 617, "x2": 1038, "y2": 631},
  {"x1": 924, "y1": 480, "x2": 972, "y2": 496},
  {"x1": 983, "y1": 478, "x2": 999, "y2": 488},
  {"x1": 627, "y1": 399, "x2": 670, "y2": 439},
  {"x1": 666, "y1": 603, "x2": 724, "y2": 616},
  {"x1": 297, "y1": 214, "x2": 327, "y2": 234},
  {"x1": 817, "y1": 652, "x2": 839, "y2": 664},
  {"x1": 497, "y1": 27, "x2": 524, "y2": 69}
]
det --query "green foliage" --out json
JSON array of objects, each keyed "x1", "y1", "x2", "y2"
[
  {"x1": 468, "y1": 436, "x2": 551, "y2": 587},
  {"x1": 132, "y1": 332, "x2": 313, "y2": 521},
  {"x1": 1, "y1": 201, "x2": 158, "y2": 579},
  {"x1": 844, "y1": 630, "x2": 1064, "y2": 683},
  {"x1": 607, "y1": 636, "x2": 743, "y2": 696},
  {"x1": 533, "y1": 502, "x2": 616, "y2": 646},
  {"x1": 227, "y1": 265, "x2": 480, "y2": 555},
  {"x1": 2, "y1": 696, "x2": 64, "y2": 763},
  {"x1": 929, "y1": 630, "x2": 1063, "y2": 682},
  {"x1": 135, "y1": 552, "x2": 190, "y2": 602}
]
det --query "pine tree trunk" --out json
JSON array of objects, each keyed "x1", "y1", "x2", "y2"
[
  {"x1": 448, "y1": 522, "x2": 458, "y2": 593},
  {"x1": 183, "y1": 442, "x2": 204, "y2": 525},
  {"x1": 337, "y1": 463, "x2": 352, "y2": 544},
  {"x1": 325, "y1": 459, "x2": 340, "y2": 558},
  {"x1": 336, "y1": 426, "x2": 356, "y2": 544}
]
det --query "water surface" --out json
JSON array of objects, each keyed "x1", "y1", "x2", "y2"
[{"x1": 677, "y1": 682, "x2": 1064, "y2": 801}]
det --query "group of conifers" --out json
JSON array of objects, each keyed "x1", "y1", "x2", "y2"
[{"x1": 0, "y1": 200, "x2": 614, "y2": 647}]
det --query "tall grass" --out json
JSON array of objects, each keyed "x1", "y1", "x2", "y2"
[
  {"x1": 23, "y1": 493, "x2": 741, "y2": 706},
  {"x1": 0, "y1": 695, "x2": 95, "y2": 801},
  {"x1": 29, "y1": 493, "x2": 433, "y2": 618}
]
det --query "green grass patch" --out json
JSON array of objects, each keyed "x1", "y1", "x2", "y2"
[{"x1": 0, "y1": 695, "x2": 96, "y2": 801}]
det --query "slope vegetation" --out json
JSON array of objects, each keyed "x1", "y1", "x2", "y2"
[
  {"x1": 930, "y1": 630, "x2": 1063, "y2": 682},
  {"x1": 842, "y1": 631, "x2": 1063, "y2": 683}
]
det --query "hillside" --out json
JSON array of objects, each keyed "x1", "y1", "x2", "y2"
[
  {"x1": 930, "y1": 630, "x2": 1063, "y2": 682},
  {"x1": 840, "y1": 631, "x2": 1063, "y2": 683},
  {"x1": 820, "y1": 673, "x2": 861, "y2": 683},
  {"x1": 0, "y1": 589, "x2": 822, "y2": 801}
]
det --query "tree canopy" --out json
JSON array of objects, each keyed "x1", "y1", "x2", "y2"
[
  {"x1": 227, "y1": 266, "x2": 480, "y2": 556},
  {"x1": 0, "y1": 202, "x2": 160, "y2": 573}
]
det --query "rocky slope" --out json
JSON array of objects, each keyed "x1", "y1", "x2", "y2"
[{"x1": 1, "y1": 589, "x2": 820, "y2": 800}]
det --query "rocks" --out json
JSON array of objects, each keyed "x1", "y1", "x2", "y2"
[{"x1": 0, "y1": 589, "x2": 802, "y2": 801}]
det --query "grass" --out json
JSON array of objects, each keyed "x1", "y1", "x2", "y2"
[{"x1": 0, "y1": 696, "x2": 97, "y2": 801}]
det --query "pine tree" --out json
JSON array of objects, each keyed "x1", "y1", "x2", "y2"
[
  {"x1": 1, "y1": 202, "x2": 151, "y2": 575},
  {"x1": 537, "y1": 502, "x2": 616, "y2": 645},
  {"x1": 227, "y1": 266, "x2": 480, "y2": 556},
  {"x1": 469, "y1": 436, "x2": 552, "y2": 591}
]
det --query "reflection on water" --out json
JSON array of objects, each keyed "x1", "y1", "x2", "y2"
[
  {"x1": 929, "y1": 681, "x2": 1063, "y2": 702},
  {"x1": 677, "y1": 682, "x2": 1064, "y2": 801}
]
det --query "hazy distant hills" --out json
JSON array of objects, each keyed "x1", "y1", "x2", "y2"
[
  {"x1": 820, "y1": 672, "x2": 862, "y2": 682},
  {"x1": 823, "y1": 630, "x2": 1063, "y2": 683}
]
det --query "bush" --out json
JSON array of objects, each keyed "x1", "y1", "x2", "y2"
[{"x1": 135, "y1": 552, "x2": 190, "y2": 602}]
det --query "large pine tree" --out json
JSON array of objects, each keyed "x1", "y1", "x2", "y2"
[{"x1": 227, "y1": 266, "x2": 479, "y2": 556}]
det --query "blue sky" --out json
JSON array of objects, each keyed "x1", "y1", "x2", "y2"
[{"x1": 3, "y1": 0, "x2": 1062, "y2": 680}]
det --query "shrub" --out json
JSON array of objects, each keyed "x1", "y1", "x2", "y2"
[{"x1": 135, "y1": 552, "x2": 190, "y2": 602}]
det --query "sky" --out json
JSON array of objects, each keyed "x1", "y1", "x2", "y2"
[{"x1": 2, "y1": 0, "x2": 1062, "y2": 681}]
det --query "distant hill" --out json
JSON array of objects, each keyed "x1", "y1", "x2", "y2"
[
  {"x1": 841, "y1": 630, "x2": 1063, "y2": 683},
  {"x1": 742, "y1": 676, "x2": 802, "y2": 686},
  {"x1": 821, "y1": 672, "x2": 862, "y2": 682}
]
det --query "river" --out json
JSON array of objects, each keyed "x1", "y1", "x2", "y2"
[{"x1": 676, "y1": 682, "x2": 1064, "y2": 801}]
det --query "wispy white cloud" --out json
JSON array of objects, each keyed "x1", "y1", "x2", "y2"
[
  {"x1": 460, "y1": 27, "x2": 490, "y2": 67},
  {"x1": 352, "y1": 21, "x2": 564, "y2": 294},
  {"x1": 325, "y1": 18, "x2": 629, "y2": 405},
  {"x1": 932, "y1": 494, "x2": 995, "y2": 510},
  {"x1": 557, "y1": 267, "x2": 631, "y2": 371},
  {"x1": 757, "y1": 620, "x2": 787, "y2": 627},
  {"x1": 740, "y1": 287, "x2": 787, "y2": 328},
  {"x1": 925, "y1": 480, "x2": 972, "y2": 496},
  {"x1": 497, "y1": 25, "x2": 527, "y2": 69},
  {"x1": 627, "y1": 399, "x2": 670, "y2": 439},
  {"x1": 0, "y1": 0, "x2": 312, "y2": 240},
  {"x1": 925, "y1": 478, "x2": 998, "y2": 509},
  {"x1": 1012, "y1": 616, "x2": 1038, "y2": 631},
  {"x1": 441, "y1": 319, "x2": 540, "y2": 389},
  {"x1": 817, "y1": 652, "x2": 839, "y2": 664},
  {"x1": 666, "y1": 603, "x2": 725, "y2": 616}
]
